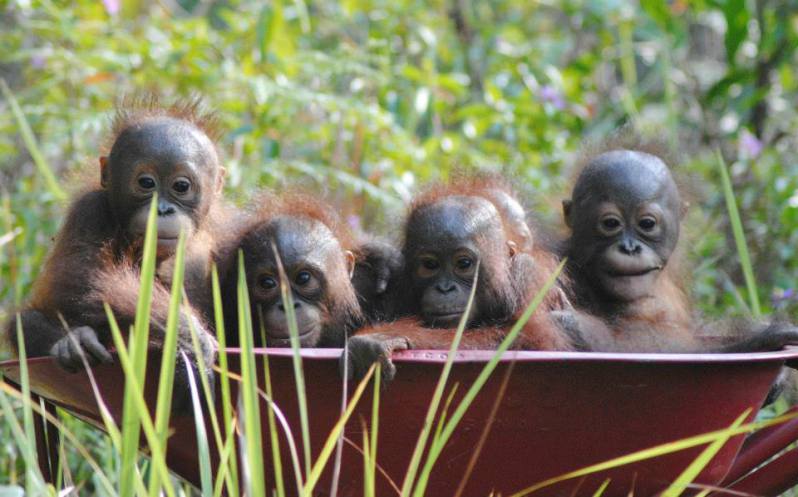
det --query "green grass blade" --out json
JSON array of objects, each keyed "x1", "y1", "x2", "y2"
[
  {"x1": 329, "y1": 338, "x2": 350, "y2": 497},
  {"x1": 660, "y1": 410, "x2": 749, "y2": 497},
  {"x1": 272, "y1": 242, "x2": 313, "y2": 481},
  {"x1": 222, "y1": 367, "x2": 305, "y2": 492},
  {"x1": 0, "y1": 382, "x2": 118, "y2": 496},
  {"x1": 453, "y1": 363, "x2": 514, "y2": 497},
  {"x1": 213, "y1": 418, "x2": 238, "y2": 497},
  {"x1": 412, "y1": 260, "x2": 566, "y2": 497},
  {"x1": 618, "y1": 18, "x2": 639, "y2": 118},
  {"x1": 716, "y1": 150, "x2": 761, "y2": 317},
  {"x1": 433, "y1": 385, "x2": 459, "y2": 444},
  {"x1": 302, "y1": 363, "x2": 377, "y2": 494},
  {"x1": 591, "y1": 479, "x2": 611, "y2": 497},
  {"x1": 258, "y1": 318, "x2": 286, "y2": 497},
  {"x1": 293, "y1": 0, "x2": 311, "y2": 33},
  {"x1": 62, "y1": 316, "x2": 143, "y2": 495},
  {"x1": 184, "y1": 297, "x2": 228, "y2": 497},
  {"x1": 1, "y1": 194, "x2": 22, "y2": 307},
  {"x1": 12, "y1": 317, "x2": 45, "y2": 493},
  {"x1": 367, "y1": 363, "x2": 381, "y2": 497},
  {"x1": 236, "y1": 252, "x2": 266, "y2": 497},
  {"x1": 0, "y1": 78, "x2": 66, "y2": 201},
  {"x1": 148, "y1": 230, "x2": 187, "y2": 497},
  {"x1": 509, "y1": 408, "x2": 775, "y2": 497},
  {"x1": 401, "y1": 261, "x2": 481, "y2": 497},
  {"x1": 120, "y1": 195, "x2": 159, "y2": 497},
  {"x1": 362, "y1": 422, "x2": 374, "y2": 497},
  {"x1": 57, "y1": 310, "x2": 125, "y2": 452},
  {"x1": 105, "y1": 304, "x2": 176, "y2": 497},
  {"x1": 78, "y1": 349, "x2": 124, "y2": 449},
  {"x1": 222, "y1": 360, "x2": 304, "y2": 493},
  {"x1": 0, "y1": 385, "x2": 43, "y2": 493},
  {"x1": 183, "y1": 353, "x2": 213, "y2": 497},
  {"x1": 662, "y1": 43, "x2": 679, "y2": 149},
  {"x1": 187, "y1": 313, "x2": 226, "y2": 497},
  {"x1": 211, "y1": 265, "x2": 240, "y2": 497}
]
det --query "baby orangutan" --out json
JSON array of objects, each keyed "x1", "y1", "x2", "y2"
[
  {"x1": 559, "y1": 137, "x2": 798, "y2": 354},
  {"x1": 223, "y1": 194, "x2": 365, "y2": 348},
  {"x1": 5, "y1": 97, "x2": 225, "y2": 410},
  {"x1": 343, "y1": 179, "x2": 573, "y2": 382}
]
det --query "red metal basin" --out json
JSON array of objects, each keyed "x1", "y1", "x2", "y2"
[{"x1": 2, "y1": 348, "x2": 797, "y2": 496}]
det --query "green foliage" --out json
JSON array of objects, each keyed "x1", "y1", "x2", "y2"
[
  {"x1": 717, "y1": 151, "x2": 761, "y2": 317},
  {"x1": 2, "y1": 0, "x2": 798, "y2": 494},
  {"x1": 234, "y1": 254, "x2": 266, "y2": 497},
  {"x1": 3, "y1": 0, "x2": 798, "y2": 325}
]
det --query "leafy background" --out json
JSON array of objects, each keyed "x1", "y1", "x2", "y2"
[{"x1": 1, "y1": 0, "x2": 798, "y2": 491}]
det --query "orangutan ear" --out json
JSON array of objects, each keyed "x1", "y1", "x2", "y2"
[
  {"x1": 345, "y1": 250, "x2": 356, "y2": 279},
  {"x1": 100, "y1": 156, "x2": 109, "y2": 188},
  {"x1": 216, "y1": 167, "x2": 226, "y2": 195},
  {"x1": 681, "y1": 200, "x2": 690, "y2": 219},
  {"x1": 562, "y1": 199, "x2": 573, "y2": 228}
]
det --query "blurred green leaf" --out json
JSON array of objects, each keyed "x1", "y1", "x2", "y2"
[{"x1": 714, "y1": 0, "x2": 750, "y2": 65}]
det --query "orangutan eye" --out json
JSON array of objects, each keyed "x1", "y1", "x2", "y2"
[
  {"x1": 455, "y1": 257, "x2": 473, "y2": 270},
  {"x1": 638, "y1": 217, "x2": 657, "y2": 231},
  {"x1": 137, "y1": 175, "x2": 156, "y2": 190},
  {"x1": 295, "y1": 270, "x2": 312, "y2": 286},
  {"x1": 417, "y1": 255, "x2": 440, "y2": 278},
  {"x1": 259, "y1": 275, "x2": 277, "y2": 290},
  {"x1": 422, "y1": 258, "x2": 439, "y2": 270},
  {"x1": 172, "y1": 178, "x2": 191, "y2": 194},
  {"x1": 598, "y1": 215, "x2": 623, "y2": 237}
]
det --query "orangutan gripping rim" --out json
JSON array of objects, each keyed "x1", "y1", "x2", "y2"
[
  {"x1": 343, "y1": 177, "x2": 575, "y2": 382},
  {"x1": 4, "y1": 96, "x2": 227, "y2": 410}
]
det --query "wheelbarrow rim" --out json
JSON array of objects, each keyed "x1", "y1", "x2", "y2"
[
  {"x1": 219, "y1": 345, "x2": 798, "y2": 364},
  {"x1": 4, "y1": 346, "x2": 798, "y2": 371}
]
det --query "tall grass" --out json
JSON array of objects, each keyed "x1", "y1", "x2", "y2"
[
  {"x1": 183, "y1": 352, "x2": 213, "y2": 496},
  {"x1": 210, "y1": 266, "x2": 240, "y2": 497},
  {"x1": 272, "y1": 242, "x2": 313, "y2": 482},
  {"x1": 119, "y1": 195, "x2": 159, "y2": 497},
  {"x1": 259, "y1": 321, "x2": 287, "y2": 497},
  {"x1": 12, "y1": 318, "x2": 45, "y2": 495},
  {"x1": 148, "y1": 229, "x2": 188, "y2": 496},
  {"x1": 0, "y1": 79, "x2": 66, "y2": 202},
  {"x1": 508, "y1": 409, "x2": 798, "y2": 497},
  {"x1": 234, "y1": 253, "x2": 266, "y2": 497},
  {"x1": 716, "y1": 150, "x2": 762, "y2": 318},
  {"x1": 411, "y1": 260, "x2": 566, "y2": 497},
  {"x1": 400, "y1": 261, "x2": 482, "y2": 496}
]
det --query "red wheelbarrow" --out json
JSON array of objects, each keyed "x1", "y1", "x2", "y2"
[{"x1": 3, "y1": 348, "x2": 798, "y2": 496}]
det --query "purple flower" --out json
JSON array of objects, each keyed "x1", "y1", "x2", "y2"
[
  {"x1": 102, "y1": 0, "x2": 120, "y2": 16},
  {"x1": 30, "y1": 54, "x2": 47, "y2": 69},
  {"x1": 538, "y1": 85, "x2": 566, "y2": 110},
  {"x1": 739, "y1": 129, "x2": 763, "y2": 160},
  {"x1": 347, "y1": 215, "x2": 361, "y2": 231},
  {"x1": 771, "y1": 288, "x2": 796, "y2": 307}
]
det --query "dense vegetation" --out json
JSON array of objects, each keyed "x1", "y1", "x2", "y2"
[{"x1": 2, "y1": 0, "x2": 798, "y2": 494}]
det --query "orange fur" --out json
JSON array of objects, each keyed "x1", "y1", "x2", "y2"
[
  {"x1": 247, "y1": 190, "x2": 357, "y2": 251},
  {"x1": 353, "y1": 177, "x2": 574, "y2": 351},
  {"x1": 107, "y1": 94, "x2": 222, "y2": 149},
  {"x1": 409, "y1": 171, "x2": 531, "y2": 249}
]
